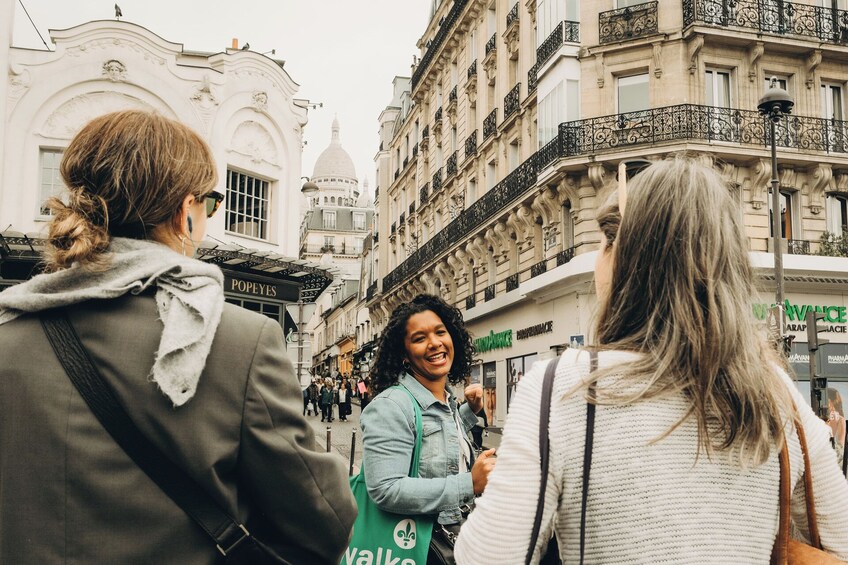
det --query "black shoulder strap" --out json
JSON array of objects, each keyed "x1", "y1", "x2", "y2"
[
  {"x1": 525, "y1": 349, "x2": 597, "y2": 565},
  {"x1": 39, "y1": 309, "x2": 262, "y2": 562}
]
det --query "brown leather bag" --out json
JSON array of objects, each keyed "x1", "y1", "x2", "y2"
[{"x1": 770, "y1": 414, "x2": 846, "y2": 565}]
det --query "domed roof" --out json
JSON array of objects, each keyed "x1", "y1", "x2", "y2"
[{"x1": 313, "y1": 117, "x2": 357, "y2": 181}]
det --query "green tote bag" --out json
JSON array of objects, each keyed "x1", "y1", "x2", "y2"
[{"x1": 342, "y1": 386, "x2": 434, "y2": 565}]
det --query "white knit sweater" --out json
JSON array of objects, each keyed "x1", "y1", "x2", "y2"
[{"x1": 455, "y1": 348, "x2": 848, "y2": 564}]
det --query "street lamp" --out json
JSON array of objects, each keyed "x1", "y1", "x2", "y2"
[
  {"x1": 757, "y1": 77, "x2": 794, "y2": 341},
  {"x1": 301, "y1": 176, "x2": 319, "y2": 196}
]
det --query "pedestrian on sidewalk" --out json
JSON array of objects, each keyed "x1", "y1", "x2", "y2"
[
  {"x1": 0, "y1": 110, "x2": 355, "y2": 564},
  {"x1": 360, "y1": 294, "x2": 497, "y2": 562},
  {"x1": 455, "y1": 156, "x2": 848, "y2": 564},
  {"x1": 320, "y1": 378, "x2": 335, "y2": 422},
  {"x1": 307, "y1": 378, "x2": 319, "y2": 416},
  {"x1": 339, "y1": 378, "x2": 352, "y2": 421}
]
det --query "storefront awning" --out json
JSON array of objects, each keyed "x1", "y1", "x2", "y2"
[{"x1": 0, "y1": 231, "x2": 335, "y2": 302}]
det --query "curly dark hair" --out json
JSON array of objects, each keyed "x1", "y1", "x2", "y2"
[{"x1": 370, "y1": 294, "x2": 475, "y2": 395}]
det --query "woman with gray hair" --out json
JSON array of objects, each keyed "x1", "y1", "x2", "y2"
[
  {"x1": 455, "y1": 156, "x2": 848, "y2": 563},
  {"x1": 0, "y1": 110, "x2": 355, "y2": 564}
]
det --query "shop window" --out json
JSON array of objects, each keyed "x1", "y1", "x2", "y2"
[
  {"x1": 226, "y1": 169, "x2": 270, "y2": 240},
  {"x1": 507, "y1": 353, "x2": 539, "y2": 410},
  {"x1": 39, "y1": 148, "x2": 65, "y2": 217},
  {"x1": 225, "y1": 297, "x2": 282, "y2": 326}
]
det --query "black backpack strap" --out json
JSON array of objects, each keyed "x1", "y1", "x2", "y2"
[
  {"x1": 579, "y1": 350, "x2": 598, "y2": 565},
  {"x1": 525, "y1": 354, "x2": 561, "y2": 564},
  {"x1": 39, "y1": 309, "x2": 261, "y2": 562},
  {"x1": 525, "y1": 349, "x2": 597, "y2": 565}
]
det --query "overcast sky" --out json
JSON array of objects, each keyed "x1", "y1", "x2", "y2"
[{"x1": 11, "y1": 0, "x2": 431, "y2": 195}]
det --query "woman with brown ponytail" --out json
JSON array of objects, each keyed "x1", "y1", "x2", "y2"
[{"x1": 0, "y1": 110, "x2": 355, "y2": 564}]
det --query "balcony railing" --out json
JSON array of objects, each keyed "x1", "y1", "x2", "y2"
[
  {"x1": 528, "y1": 63, "x2": 538, "y2": 94},
  {"x1": 504, "y1": 83, "x2": 521, "y2": 119},
  {"x1": 530, "y1": 258, "x2": 548, "y2": 278},
  {"x1": 409, "y1": 202, "x2": 416, "y2": 215},
  {"x1": 420, "y1": 182, "x2": 430, "y2": 204},
  {"x1": 412, "y1": 143, "x2": 419, "y2": 157},
  {"x1": 466, "y1": 295, "x2": 477, "y2": 310},
  {"x1": 506, "y1": 3, "x2": 519, "y2": 27},
  {"x1": 788, "y1": 239, "x2": 812, "y2": 255},
  {"x1": 422, "y1": 125, "x2": 430, "y2": 140},
  {"x1": 683, "y1": 0, "x2": 848, "y2": 45},
  {"x1": 412, "y1": 0, "x2": 469, "y2": 89},
  {"x1": 403, "y1": 156, "x2": 409, "y2": 169},
  {"x1": 394, "y1": 169, "x2": 399, "y2": 180},
  {"x1": 366, "y1": 282, "x2": 376, "y2": 300},
  {"x1": 506, "y1": 273, "x2": 519, "y2": 292},
  {"x1": 537, "y1": 21, "x2": 580, "y2": 68},
  {"x1": 467, "y1": 59, "x2": 477, "y2": 80},
  {"x1": 391, "y1": 222, "x2": 397, "y2": 235},
  {"x1": 599, "y1": 1, "x2": 658, "y2": 44},
  {"x1": 486, "y1": 33, "x2": 497, "y2": 55},
  {"x1": 435, "y1": 106, "x2": 443, "y2": 123},
  {"x1": 433, "y1": 168, "x2": 443, "y2": 191},
  {"x1": 483, "y1": 108, "x2": 498, "y2": 140},
  {"x1": 484, "y1": 284, "x2": 496, "y2": 302},
  {"x1": 447, "y1": 151, "x2": 458, "y2": 176},
  {"x1": 557, "y1": 246, "x2": 576, "y2": 266},
  {"x1": 399, "y1": 212, "x2": 406, "y2": 225},
  {"x1": 449, "y1": 85, "x2": 458, "y2": 103},
  {"x1": 550, "y1": 104, "x2": 848, "y2": 166},
  {"x1": 465, "y1": 130, "x2": 478, "y2": 158}
]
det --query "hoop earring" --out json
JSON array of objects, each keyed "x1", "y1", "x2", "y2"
[{"x1": 402, "y1": 360, "x2": 411, "y2": 372}]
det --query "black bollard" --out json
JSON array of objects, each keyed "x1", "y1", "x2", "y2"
[
  {"x1": 326, "y1": 426, "x2": 332, "y2": 453},
  {"x1": 349, "y1": 429, "x2": 357, "y2": 476}
]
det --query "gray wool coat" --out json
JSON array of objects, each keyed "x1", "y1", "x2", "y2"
[{"x1": 0, "y1": 291, "x2": 356, "y2": 564}]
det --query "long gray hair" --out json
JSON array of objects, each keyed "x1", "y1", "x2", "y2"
[{"x1": 593, "y1": 156, "x2": 792, "y2": 467}]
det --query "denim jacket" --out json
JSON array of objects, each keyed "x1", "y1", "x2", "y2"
[{"x1": 360, "y1": 373, "x2": 478, "y2": 524}]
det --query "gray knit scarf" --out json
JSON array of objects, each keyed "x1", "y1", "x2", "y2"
[{"x1": 0, "y1": 237, "x2": 224, "y2": 407}]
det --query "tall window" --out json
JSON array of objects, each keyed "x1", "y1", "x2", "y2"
[
  {"x1": 323, "y1": 236, "x2": 335, "y2": 251},
  {"x1": 706, "y1": 69, "x2": 732, "y2": 107},
  {"x1": 821, "y1": 82, "x2": 844, "y2": 120},
  {"x1": 617, "y1": 73, "x2": 649, "y2": 114},
  {"x1": 827, "y1": 193, "x2": 848, "y2": 235},
  {"x1": 538, "y1": 79, "x2": 579, "y2": 147},
  {"x1": 537, "y1": 0, "x2": 579, "y2": 47},
  {"x1": 486, "y1": 159, "x2": 497, "y2": 190},
  {"x1": 226, "y1": 170, "x2": 269, "y2": 239},
  {"x1": 769, "y1": 190, "x2": 797, "y2": 239},
  {"x1": 39, "y1": 148, "x2": 65, "y2": 216},
  {"x1": 508, "y1": 140, "x2": 520, "y2": 172},
  {"x1": 353, "y1": 212, "x2": 366, "y2": 231},
  {"x1": 323, "y1": 210, "x2": 337, "y2": 229}
]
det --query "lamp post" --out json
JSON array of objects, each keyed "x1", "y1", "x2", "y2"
[
  {"x1": 757, "y1": 77, "x2": 794, "y2": 342},
  {"x1": 301, "y1": 176, "x2": 319, "y2": 196}
]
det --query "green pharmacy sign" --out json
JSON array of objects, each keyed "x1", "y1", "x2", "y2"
[{"x1": 475, "y1": 329, "x2": 513, "y2": 353}]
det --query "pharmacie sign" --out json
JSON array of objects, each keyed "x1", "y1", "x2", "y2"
[
  {"x1": 753, "y1": 300, "x2": 848, "y2": 334},
  {"x1": 516, "y1": 321, "x2": 553, "y2": 340}
]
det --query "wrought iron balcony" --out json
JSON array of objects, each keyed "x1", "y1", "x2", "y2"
[
  {"x1": 449, "y1": 85, "x2": 458, "y2": 103},
  {"x1": 484, "y1": 284, "x2": 496, "y2": 302},
  {"x1": 683, "y1": 0, "x2": 848, "y2": 45},
  {"x1": 399, "y1": 212, "x2": 406, "y2": 225},
  {"x1": 412, "y1": 0, "x2": 469, "y2": 89},
  {"x1": 551, "y1": 104, "x2": 848, "y2": 165},
  {"x1": 465, "y1": 130, "x2": 478, "y2": 158},
  {"x1": 557, "y1": 246, "x2": 576, "y2": 266},
  {"x1": 530, "y1": 259, "x2": 548, "y2": 278},
  {"x1": 466, "y1": 295, "x2": 476, "y2": 310},
  {"x1": 528, "y1": 63, "x2": 538, "y2": 94},
  {"x1": 422, "y1": 125, "x2": 430, "y2": 140},
  {"x1": 483, "y1": 108, "x2": 498, "y2": 141},
  {"x1": 373, "y1": 232, "x2": 379, "y2": 243},
  {"x1": 599, "y1": 1, "x2": 658, "y2": 44},
  {"x1": 506, "y1": 3, "x2": 519, "y2": 27},
  {"x1": 433, "y1": 168, "x2": 443, "y2": 191},
  {"x1": 504, "y1": 83, "x2": 521, "y2": 119},
  {"x1": 447, "y1": 151, "x2": 458, "y2": 176},
  {"x1": 403, "y1": 156, "x2": 409, "y2": 169},
  {"x1": 366, "y1": 282, "x2": 376, "y2": 300},
  {"x1": 435, "y1": 106, "x2": 443, "y2": 123},
  {"x1": 537, "y1": 21, "x2": 580, "y2": 68},
  {"x1": 485, "y1": 33, "x2": 497, "y2": 56},
  {"x1": 409, "y1": 202, "x2": 416, "y2": 215},
  {"x1": 787, "y1": 239, "x2": 812, "y2": 255},
  {"x1": 394, "y1": 169, "x2": 399, "y2": 180},
  {"x1": 467, "y1": 60, "x2": 477, "y2": 80},
  {"x1": 419, "y1": 182, "x2": 430, "y2": 204},
  {"x1": 412, "y1": 143, "x2": 419, "y2": 157},
  {"x1": 375, "y1": 187, "x2": 379, "y2": 200},
  {"x1": 391, "y1": 222, "x2": 397, "y2": 235},
  {"x1": 506, "y1": 273, "x2": 519, "y2": 292}
]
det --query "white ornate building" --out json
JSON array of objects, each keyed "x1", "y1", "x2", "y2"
[{"x1": 0, "y1": 11, "x2": 333, "y2": 384}]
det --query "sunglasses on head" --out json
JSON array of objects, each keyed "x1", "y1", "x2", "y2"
[{"x1": 202, "y1": 190, "x2": 225, "y2": 218}]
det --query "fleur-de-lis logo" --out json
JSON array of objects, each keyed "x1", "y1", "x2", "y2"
[{"x1": 393, "y1": 519, "x2": 417, "y2": 549}]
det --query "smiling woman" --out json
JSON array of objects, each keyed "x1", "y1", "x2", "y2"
[{"x1": 358, "y1": 294, "x2": 497, "y2": 562}]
